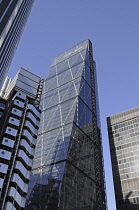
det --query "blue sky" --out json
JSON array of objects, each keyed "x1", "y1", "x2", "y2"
[{"x1": 9, "y1": 1, "x2": 139, "y2": 209}]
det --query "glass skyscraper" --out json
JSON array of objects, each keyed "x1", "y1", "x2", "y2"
[
  {"x1": 0, "y1": 0, "x2": 35, "y2": 88},
  {"x1": 26, "y1": 40, "x2": 107, "y2": 209},
  {"x1": 107, "y1": 107, "x2": 139, "y2": 210}
]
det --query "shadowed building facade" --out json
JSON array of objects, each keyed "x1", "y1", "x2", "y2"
[
  {"x1": 0, "y1": 0, "x2": 35, "y2": 88},
  {"x1": 107, "y1": 107, "x2": 139, "y2": 210},
  {"x1": 26, "y1": 40, "x2": 107, "y2": 209}
]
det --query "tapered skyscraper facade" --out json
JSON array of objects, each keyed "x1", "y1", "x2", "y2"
[
  {"x1": 26, "y1": 40, "x2": 107, "y2": 209},
  {"x1": 107, "y1": 107, "x2": 139, "y2": 210},
  {"x1": 0, "y1": 0, "x2": 35, "y2": 88}
]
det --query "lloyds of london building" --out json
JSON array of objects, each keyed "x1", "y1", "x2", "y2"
[{"x1": 0, "y1": 68, "x2": 43, "y2": 210}]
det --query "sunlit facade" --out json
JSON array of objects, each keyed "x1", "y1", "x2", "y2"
[
  {"x1": 107, "y1": 107, "x2": 139, "y2": 210},
  {"x1": 0, "y1": 68, "x2": 43, "y2": 210},
  {"x1": 0, "y1": 0, "x2": 34, "y2": 88},
  {"x1": 26, "y1": 40, "x2": 107, "y2": 209}
]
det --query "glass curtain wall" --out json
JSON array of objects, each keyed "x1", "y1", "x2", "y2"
[{"x1": 26, "y1": 40, "x2": 106, "y2": 210}]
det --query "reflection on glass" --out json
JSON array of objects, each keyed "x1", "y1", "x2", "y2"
[{"x1": 26, "y1": 40, "x2": 106, "y2": 209}]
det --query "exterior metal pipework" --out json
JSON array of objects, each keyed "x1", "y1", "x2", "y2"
[{"x1": 0, "y1": 91, "x2": 41, "y2": 210}]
